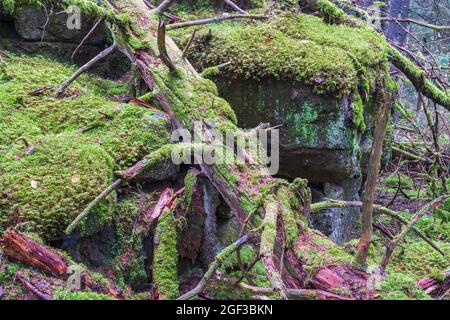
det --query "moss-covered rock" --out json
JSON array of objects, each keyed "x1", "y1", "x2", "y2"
[{"x1": 0, "y1": 53, "x2": 172, "y2": 239}]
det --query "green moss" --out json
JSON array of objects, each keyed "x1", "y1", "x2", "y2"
[
  {"x1": 0, "y1": 53, "x2": 171, "y2": 239},
  {"x1": 352, "y1": 93, "x2": 366, "y2": 133},
  {"x1": 202, "y1": 66, "x2": 220, "y2": 79},
  {"x1": 172, "y1": 13, "x2": 388, "y2": 97},
  {"x1": 379, "y1": 272, "x2": 431, "y2": 300},
  {"x1": 0, "y1": 0, "x2": 118, "y2": 21},
  {"x1": 294, "y1": 231, "x2": 352, "y2": 274},
  {"x1": 112, "y1": 195, "x2": 149, "y2": 290},
  {"x1": 387, "y1": 241, "x2": 450, "y2": 280},
  {"x1": 384, "y1": 173, "x2": 414, "y2": 188},
  {"x1": 54, "y1": 289, "x2": 117, "y2": 300},
  {"x1": 152, "y1": 210, "x2": 179, "y2": 299}
]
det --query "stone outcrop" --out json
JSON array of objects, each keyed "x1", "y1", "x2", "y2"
[{"x1": 172, "y1": 13, "x2": 390, "y2": 243}]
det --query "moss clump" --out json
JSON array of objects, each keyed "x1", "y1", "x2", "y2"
[
  {"x1": 388, "y1": 241, "x2": 450, "y2": 280},
  {"x1": 0, "y1": 0, "x2": 118, "y2": 21},
  {"x1": 54, "y1": 289, "x2": 117, "y2": 300},
  {"x1": 351, "y1": 93, "x2": 366, "y2": 133},
  {"x1": 379, "y1": 272, "x2": 431, "y2": 300},
  {"x1": 0, "y1": 53, "x2": 171, "y2": 239},
  {"x1": 384, "y1": 173, "x2": 414, "y2": 188},
  {"x1": 294, "y1": 231, "x2": 352, "y2": 274},
  {"x1": 152, "y1": 210, "x2": 179, "y2": 299},
  {"x1": 112, "y1": 196, "x2": 149, "y2": 291},
  {"x1": 172, "y1": 13, "x2": 388, "y2": 97}
]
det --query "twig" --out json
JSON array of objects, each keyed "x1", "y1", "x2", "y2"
[
  {"x1": 182, "y1": 28, "x2": 197, "y2": 59},
  {"x1": 223, "y1": 0, "x2": 247, "y2": 14},
  {"x1": 167, "y1": 14, "x2": 268, "y2": 30},
  {"x1": 65, "y1": 178, "x2": 122, "y2": 234},
  {"x1": 239, "y1": 283, "x2": 352, "y2": 300},
  {"x1": 380, "y1": 195, "x2": 449, "y2": 272},
  {"x1": 177, "y1": 235, "x2": 249, "y2": 300},
  {"x1": 71, "y1": 18, "x2": 104, "y2": 59},
  {"x1": 158, "y1": 19, "x2": 176, "y2": 73},
  {"x1": 16, "y1": 272, "x2": 52, "y2": 300},
  {"x1": 55, "y1": 44, "x2": 116, "y2": 97},
  {"x1": 311, "y1": 200, "x2": 447, "y2": 256}
]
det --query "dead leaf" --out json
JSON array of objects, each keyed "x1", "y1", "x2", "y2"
[{"x1": 71, "y1": 175, "x2": 80, "y2": 184}]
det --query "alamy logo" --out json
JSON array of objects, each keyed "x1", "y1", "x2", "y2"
[
  {"x1": 67, "y1": 265, "x2": 82, "y2": 291},
  {"x1": 367, "y1": 5, "x2": 382, "y2": 30},
  {"x1": 66, "y1": 5, "x2": 81, "y2": 30}
]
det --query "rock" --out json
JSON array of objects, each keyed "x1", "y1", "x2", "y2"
[
  {"x1": 216, "y1": 79, "x2": 361, "y2": 182},
  {"x1": 13, "y1": 4, "x2": 107, "y2": 44},
  {"x1": 61, "y1": 227, "x2": 116, "y2": 268},
  {"x1": 132, "y1": 158, "x2": 179, "y2": 183},
  {"x1": 310, "y1": 177, "x2": 362, "y2": 244},
  {"x1": 200, "y1": 180, "x2": 221, "y2": 268}
]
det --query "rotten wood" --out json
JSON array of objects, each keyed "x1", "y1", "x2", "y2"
[{"x1": 0, "y1": 228, "x2": 68, "y2": 277}]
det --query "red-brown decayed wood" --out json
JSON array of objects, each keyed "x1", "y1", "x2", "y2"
[{"x1": 0, "y1": 228, "x2": 68, "y2": 277}]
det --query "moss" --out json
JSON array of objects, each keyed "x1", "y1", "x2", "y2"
[
  {"x1": 0, "y1": 53, "x2": 171, "y2": 239},
  {"x1": 379, "y1": 272, "x2": 431, "y2": 300},
  {"x1": 0, "y1": 0, "x2": 119, "y2": 22},
  {"x1": 54, "y1": 289, "x2": 117, "y2": 300},
  {"x1": 351, "y1": 93, "x2": 366, "y2": 133},
  {"x1": 277, "y1": 188, "x2": 299, "y2": 247},
  {"x1": 202, "y1": 66, "x2": 220, "y2": 79},
  {"x1": 387, "y1": 241, "x2": 450, "y2": 280},
  {"x1": 384, "y1": 173, "x2": 414, "y2": 188},
  {"x1": 294, "y1": 231, "x2": 352, "y2": 274},
  {"x1": 152, "y1": 210, "x2": 179, "y2": 299},
  {"x1": 172, "y1": 13, "x2": 388, "y2": 97}
]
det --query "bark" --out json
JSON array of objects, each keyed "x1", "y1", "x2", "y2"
[
  {"x1": 355, "y1": 97, "x2": 391, "y2": 268},
  {"x1": 0, "y1": 228, "x2": 68, "y2": 277},
  {"x1": 0, "y1": 228, "x2": 123, "y2": 299}
]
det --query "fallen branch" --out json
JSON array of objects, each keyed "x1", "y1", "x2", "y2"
[
  {"x1": 16, "y1": 271, "x2": 52, "y2": 300},
  {"x1": 65, "y1": 178, "x2": 122, "y2": 235},
  {"x1": 167, "y1": 14, "x2": 268, "y2": 30},
  {"x1": 1, "y1": 228, "x2": 123, "y2": 299},
  {"x1": 311, "y1": 200, "x2": 446, "y2": 256},
  {"x1": 380, "y1": 195, "x2": 449, "y2": 272},
  {"x1": 71, "y1": 18, "x2": 104, "y2": 59},
  {"x1": 55, "y1": 44, "x2": 116, "y2": 97},
  {"x1": 177, "y1": 235, "x2": 249, "y2": 300},
  {"x1": 239, "y1": 283, "x2": 352, "y2": 300},
  {"x1": 224, "y1": 0, "x2": 247, "y2": 14},
  {"x1": 0, "y1": 228, "x2": 68, "y2": 277},
  {"x1": 153, "y1": 0, "x2": 176, "y2": 15}
]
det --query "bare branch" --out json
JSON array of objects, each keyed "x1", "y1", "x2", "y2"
[
  {"x1": 223, "y1": 0, "x2": 247, "y2": 14},
  {"x1": 71, "y1": 18, "x2": 104, "y2": 59},
  {"x1": 154, "y1": 0, "x2": 176, "y2": 15},
  {"x1": 158, "y1": 19, "x2": 176, "y2": 73},
  {"x1": 167, "y1": 14, "x2": 268, "y2": 30},
  {"x1": 177, "y1": 235, "x2": 249, "y2": 300},
  {"x1": 55, "y1": 44, "x2": 116, "y2": 97},
  {"x1": 380, "y1": 195, "x2": 449, "y2": 272}
]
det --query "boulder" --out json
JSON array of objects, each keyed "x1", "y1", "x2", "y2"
[{"x1": 13, "y1": 4, "x2": 107, "y2": 44}]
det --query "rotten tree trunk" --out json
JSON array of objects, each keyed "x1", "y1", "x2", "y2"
[{"x1": 0, "y1": 228, "x2": 68, "y2": 277}]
